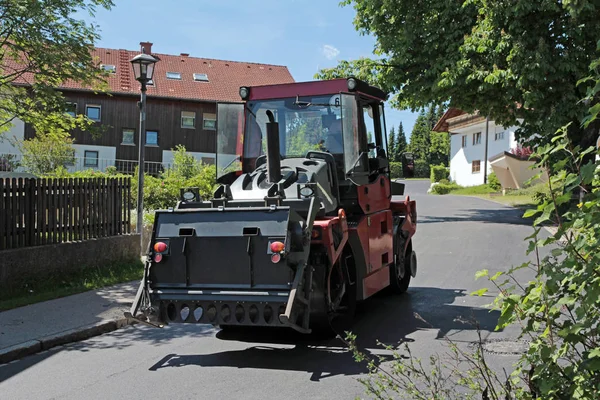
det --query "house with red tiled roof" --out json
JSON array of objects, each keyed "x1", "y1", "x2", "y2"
[{"x1": 1, "y1": 42, "x2": 294, "y2": 173}]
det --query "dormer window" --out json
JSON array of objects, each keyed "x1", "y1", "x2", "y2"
[
  {"x1": 101, "y1": 64, "x2": 116, "y2": 73},
  {"x1": 166, "y1": 72, "x2": 181, "y2": 80},
  {"x1": 193, "y1": 73, "x2": 208, "y2": 82}
]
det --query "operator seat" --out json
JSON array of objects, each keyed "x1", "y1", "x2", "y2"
[
  {"x1": 325, "y1": 118, "x2": 346, "y2": 180},
  {"x1": 325, "y1": 119, "x2": 343, "y2": 154},
  {"x1": 243, "y1": 119, "x2": 264, "y2": 173}
]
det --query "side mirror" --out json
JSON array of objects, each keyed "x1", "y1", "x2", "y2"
[{"x1": 391, "y1": 181, "x2": 405, "y2": 196}]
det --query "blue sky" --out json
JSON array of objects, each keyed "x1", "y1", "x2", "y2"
[{"x1": 84, "y1": 0, "x2": 418, "y2": 136}]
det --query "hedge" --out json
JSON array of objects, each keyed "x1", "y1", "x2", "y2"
[
  {"x1": 390, "y1": 162, "x2": 403, "y2": 179},
  {"x1": 430, "y1": 165, "x2": 448, "y2": 182},
  {"x1": 431, "y1": 182, "x2": 461, "y2": 194},
  {"x1": 414, "y1": 160, "x2": 430, "y2": 178}
]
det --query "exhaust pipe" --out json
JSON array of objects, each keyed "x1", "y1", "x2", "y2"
[{"x1": 265, "y1": 110, "x2": 281, "y2": 184}]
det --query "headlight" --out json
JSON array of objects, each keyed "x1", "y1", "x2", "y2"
[
  {"x1": 347, "y1": 77, "x2": 357, "y2": 91},
  {"x1": 180, "y1": 188, "x2": 199, "y2": 202},
  {"x1": 239, "y1": 86, "x2": 249, "y2": 100}
]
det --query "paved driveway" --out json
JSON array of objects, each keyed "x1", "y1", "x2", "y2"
[{"x1": 0, "y1": 180, "x2": 540, "y2": 400}]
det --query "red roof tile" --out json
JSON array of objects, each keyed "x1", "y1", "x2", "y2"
[{"x1": 8, "y1": 46, "x2": 295, "y2": 103}]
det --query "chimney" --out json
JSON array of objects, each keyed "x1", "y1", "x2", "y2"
[
  {"x1": 140, "y1": 41, "x2": 153, "y2": 54},
  {"x1": 180, "y1": 53, "x2": 189, "y2": 57}
]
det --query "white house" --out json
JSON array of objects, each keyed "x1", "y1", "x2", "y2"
[{"x1": 433, "y1": 108, "x2": 542, "y2": 188}]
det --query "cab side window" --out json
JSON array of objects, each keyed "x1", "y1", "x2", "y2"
[{"x1": 361, "y1": 105, "x2": 377, "y2": 158}]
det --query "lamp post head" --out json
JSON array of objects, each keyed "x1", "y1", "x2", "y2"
[{"x1": 130, "y1": 53, "x2": 159, "y2": 83}]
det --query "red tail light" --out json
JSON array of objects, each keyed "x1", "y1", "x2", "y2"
[
  {"x1": 311, "y1": 228, "x2": 322, "y2": 239},
  {"x1": 271, "y1": 253, "x2": 282, "y2": 263},
  {"x1": 154, "y1": 242, "x2": 167, "y2": 253},
  {"x1": 154, "y1": 253, "x2": 163, "y2": 263},
  {"x1": 270, "y1": 241, "x2": 285, "y2": 253}
]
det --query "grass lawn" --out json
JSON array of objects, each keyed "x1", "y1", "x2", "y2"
[
  {"x1": 476, "y1": 194, "x2": 537, "y2": 207},
  {"x1": 449, "y1": 185, "x2": 496, "y2": 195},
  {"x1": 432, "y1": 183, "x2": 541, "y2": 209},
  {"x1": 0, "y1": 259, "x2": 144, "y2": 312}
]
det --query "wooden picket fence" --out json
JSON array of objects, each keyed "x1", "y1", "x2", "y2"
[{"x1": 0, "y1": 177, "x2": 132, "y2": 250}]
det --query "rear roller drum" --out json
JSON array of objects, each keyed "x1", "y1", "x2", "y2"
[
  {"x1": 310, "y1": 247, "x2": 356, "y2": 338},
  {"x1": 389, "y1": 237, "x2": 413, "y2": 294}
]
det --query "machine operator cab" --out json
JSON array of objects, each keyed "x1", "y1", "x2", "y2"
[{"x1": 214, "y1": 77, "x2": 396, "y2": 214}]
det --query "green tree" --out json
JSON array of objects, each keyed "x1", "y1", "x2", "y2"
[
  {"x1": 0, "y1": 0, "x2": 113, "y2": 138},
  {"x1": 429, "y1": 131, "x2": 450, "y2": 166},
  {"x1": 17, "y1": 130, "x2": 75, "y2": 175},
  {"x1": 425, "y1": 105, "x2": 441, "y2": 130},
  {"x1": 387, "y1": 125, "x2": 396, "y2": 160},
  {"x1": 395, "y1": 121, "x2": 407, "y2": 162},
  {"x1": 407, "y1": 111, "x2": 431, "y2": 162},
  {"x1": 315, "y1": 0, "x2": 600, "y2": 152}
]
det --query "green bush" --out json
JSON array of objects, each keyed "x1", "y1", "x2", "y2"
[
  {"x1": 438, "y1": 178, "x2": 450, "y2": 185},
  {"x1": 414, "y1": 160, "x2": 430, "y2": 178},
  {"x1": 44, "y1": 166, "x2": 130, "y2": 179},
  {"x1": 430, "y1": 164, "x2": 448, "y2": 182},
  {"x1": 487, "y1": 171, "x2": 501, "y2": 191},
  {"x1": 130, "y1": 146, "x2": 217, "y2": 211},
  {"x1": 431, "y1": 182, "x2": 461, "y2": 194},
  {"x1": 389, "y1": 162, "x2": 403, "y2": 179}
]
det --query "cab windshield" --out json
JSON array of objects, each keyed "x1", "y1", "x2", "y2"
[{"x1": 216, "y1": 93, "x2": 359, "y2": 180}]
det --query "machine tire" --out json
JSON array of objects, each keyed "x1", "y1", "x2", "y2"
[
  {"x1": 389, "y1": 237, "x2": 411, "y2": 294},
  {"x1": 310, "y1": 247, "x2": 357, "y2": 339}
]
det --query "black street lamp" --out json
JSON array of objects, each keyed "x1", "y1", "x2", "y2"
[{"x1": 130, "y1": 52, "x2": 158, "y2": 254}]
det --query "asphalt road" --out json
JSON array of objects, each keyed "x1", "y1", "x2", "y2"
[{"x1": 0, "y1": 179, "x2": 543, "y2": 400}]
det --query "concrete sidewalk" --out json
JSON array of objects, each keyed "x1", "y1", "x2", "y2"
[{"x1": 0, "y1": 281, "x2": 139, "y2": 364}]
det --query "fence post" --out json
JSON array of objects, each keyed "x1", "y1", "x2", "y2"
[{"x1": 0, "y1": 178, "x2": 4, "y2": 250}]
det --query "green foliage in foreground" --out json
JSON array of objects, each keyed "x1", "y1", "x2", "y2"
[{"x1": 345, "y1": 129, "x2": 600, "y2": 399}]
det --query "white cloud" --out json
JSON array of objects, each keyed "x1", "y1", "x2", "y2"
[{"x1": 321, "y1": 44, "x2": 340, "y2": 60}]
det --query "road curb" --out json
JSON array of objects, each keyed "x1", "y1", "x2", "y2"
[
  {"x1": 0, "y1": 340, "x2": 42, "y2": 365},
  {"x1": 0, "y1": 317, "x2": 135, "y2": 365}
]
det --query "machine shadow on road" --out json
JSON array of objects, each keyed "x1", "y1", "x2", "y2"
[{"x1": 147, "y1": 286, "x2": 501, "y2": 381}]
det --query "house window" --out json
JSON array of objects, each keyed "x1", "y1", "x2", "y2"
[
  {"x1": 85, "y1": 105, "x2": 101, "y2": 121},
  {"x1": 461, "y1": 135, "x2": 467, "y2": 147},
  {"x1": 181, "y1": 111, "x2": 196, "y2": 128},
  {"x1": 146, "y1": 130, "x2": 158, "y2": 146},
  {"x1": 495, "y1": 131, "x2": 505, "y2": 141},
  {"x1": 203, "y1": 113, "x2": 216, "y2": 130},
  {"x1": 166, "y1": 72, "x2": 181, "y2": 80},
  {"x1": 473, "y1": 132, "x2": 482, "y2": 145},
  {"x1": 84, "y1": 151, "x2": 99, "y2": 167},
  {"x1": 472, "y1": 160, "x2": 481, "y2": 173},
  {"x1": 101, "y1": 64, "x2": 116, "y2": 73},
  {"x1": 122, "y1": 129, "x2": 135, "y2": 145},
  {"x1": 193, "y1": 73, "x2": 209, "y2": 82},
  {"x1": 65, "y1": 102, "x2": 77, "y2": 117}
]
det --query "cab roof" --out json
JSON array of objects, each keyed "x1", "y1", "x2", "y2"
[{"x1": 243, "y1": 77, "x2": 388, "y2": 102}]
